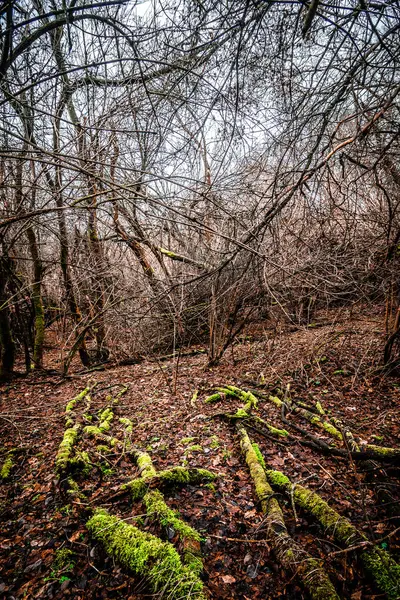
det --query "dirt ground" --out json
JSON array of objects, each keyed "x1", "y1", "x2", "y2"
[{"x1": 1, "y1": 304, "x2": 399, "y2": 599}]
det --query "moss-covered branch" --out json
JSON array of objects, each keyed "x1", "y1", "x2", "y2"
[
  {"x1": 87, "y1": 509, "x2": 205, "y2": 599},
  {"x1": 124, "y1": 451, "x2": 216, "y2": 500},
  {"x1": 65, "y1": 386, "x2": 91, "y2": 427},
  {"x1": 237, "y1": 424, "x2": 339, "y2": 600},
  {"x1": 266, "y1": 469, "x2": 400, "y2": 599}
]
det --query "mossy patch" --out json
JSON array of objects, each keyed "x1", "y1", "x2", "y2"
[
  {"x1": 119, "y1": 417, "x2": 133, "y2": 433},
  {"x1": 185, "y1": 444, "x2": 203, "y2": 454},
  {"x1": 1, "y1": 452, "x2": 14, "y2": 479},
  {"x1": 181, "y1": 436, "x2": 196, "y2": 445},
  {"x1": 251, "y1": 443, "x2": 266, "y2": 470},
  {"x1": 210, "y1": 435, "x2": 220, "y2": 449}
]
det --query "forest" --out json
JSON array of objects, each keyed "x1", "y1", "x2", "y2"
[{"x1": 0, "y1": 0, "x2": 400, "y2": 598}]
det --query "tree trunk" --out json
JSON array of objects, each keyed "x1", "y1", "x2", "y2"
[
  {"x1": 0, "y1": 257, "x2": 15, "y2": 380},
  {"x1": 26, "y1": 227, "x2": 45, "y2": 369}
]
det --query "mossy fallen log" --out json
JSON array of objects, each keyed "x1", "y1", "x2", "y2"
[
  {"x1": 86, "y1": 509, "x2": 205, "y2": 599},
  {"x1": 266, "y1": 469, "x2": 400, "y2": 599},
  {"x1": 144, "y1": 489, "x2": 203, "y2": 575},
  {"x1": 56, "y1": 424, "x2": 81, "y2": 474},
  {"x1": 292, "y1": 406, "x2": 343, "y2": 440},
  {"x1": 237, "y1": 424, "x2": 340, "y2": 600}
]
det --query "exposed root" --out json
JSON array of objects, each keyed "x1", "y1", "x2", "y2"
[
  {"x1": 86, "y1": 509, "x2": 206, "y2": 599},
  {"x1": 237, "y1": 424, "x2": 339, "y2": 600},
  {"x1": 266, "y1": 469, "x2": 400, "y2": 599}
]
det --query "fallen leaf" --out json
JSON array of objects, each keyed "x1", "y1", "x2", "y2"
[{"x1": 221, "y1": 575, "x2": 236, "y2": 584}]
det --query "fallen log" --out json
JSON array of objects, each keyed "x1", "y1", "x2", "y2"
[
  {"x1": 86, "y1": 509, "x2": 206, "y2": 599},
  {"x1": 237, "y1": 424, "x2": 340, "y2": 600},
  {"x1": 265, "y1": 469, "x2": 400, "y2": 599}
]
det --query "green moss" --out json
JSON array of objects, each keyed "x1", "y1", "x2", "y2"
[
  {"x1": 86, "y1": 509, "x2": 205, "y2": 599},
  {"x1": 112, "y1": 385, "x2": 128, "y2": 405},
  {"x1": 365, "y1": 444, "x2": 400, "y2": 459},
  {"x1": 205, "y1": 482, "x2": 216, "y2": 492},
  {"x1": 190, "y1": 390, "x2": 198, "y2": 406},
  {"x1": 66, "y1": 477, "x2": 83, "y2": 497},
  {"x1": 159, "y1": 247, "x2": 178, "y2": 258},
  {"x1": 216, "y1": 386, "x2": 239, "y2": 397},
  {"x1": 127, "y1": 478, "x2": 148, "y2": 500},
  {"x1": 239, "y1": 429, "x2": 340, "y2": 600},
  {"x1": 144, "y1": 489, "x2": 201, "y2": 542},
  {"x1": 98, "y1": 407, "x2": 114, "y2": 432},
  {"x1": 84, "y1": 425, "x2": 102, "y2": 437},
  {"x1": 204, "y1": 393, "x2": 221, "y2": 404},
  {"x1": 65, "y1": 387, "x2": 90, "y2": 414},
  {"x1": 252, "y1": 415, "x2": 289, "y2": 437},
  {"x1": 47, "y1": 547, "x2": 76, "y2": 580},
  {"x1": 136, "y1": 450, "x2": 157, "y2": 478},
  {"x1": 322, "y1": 421, "x2": 342, "y2": 440},
  {"x1": 228, "y1": 408, "x2": 249, "y2": 419},
  {"x1": 265, "y1": 469, "x2": 291, "y2": 487},
  {"x1": 210, "y1": 435, "x2": 220, "y2": 449},
  {"x1": 185, "y1": 444, "x2": 203, "y2": 453},
  {"x1": 123, "y1": 451, "x2": 157, "y2": 500},
  {"x1": 243, "y1": 392, "x2": 258, "y2": 412},
  {"x1": 96, "y1": 444, "x2": 110, "y2": 453},
  {"x1": 224, "y1": 385, "x2": 245, "y2": 396},
  {"x1": 0, "y1": 453, "x2": 14, "y2": 479},
  {"x1": 238, "y1": 425, "x2": 272, "y2": 510},
  {"x1": 70, "y1": 450, "x2": 92, "y2": 475},
  {"x1": 361, "y1": 547, "x2": 400, "y2": 599},
  {"x1": 315, "y1": 401, "x2": 325, "y2": 415},
  {"x1": 267, "y1": 424, "x2": 289, "y2": 437},
  {"x1": 125, "y1": 466, "x2": 217, "y2": 501},
  {"x1": 181, "y1": 437, "x2": 196, "y2": 445},
  {"x1": 252, "y1": 443, "x2": 266, "y2": 470},
  {"x1": 269, "y1": 395, "x2": 283, "y2": 407},
  {"x1": 158, "y1": 467, "x2": 216, "y2": 484},
  {"x1": 56, "y1": 425, "x2": 80, "y2": 474},
  {"x1": 183, "y1": 551, "x2": 203, "y2": 576},
  {"x1": 119, "y1": 417, "x2": 133, "y2": 433}
]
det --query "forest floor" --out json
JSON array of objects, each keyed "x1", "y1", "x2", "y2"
[{"x1": 1, "y1": 303, "x2": 400, "y2": 600}]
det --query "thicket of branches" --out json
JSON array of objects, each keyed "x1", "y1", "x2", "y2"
[{"x1": 1, "y1": 0, "x2": 400, "y2": 377}]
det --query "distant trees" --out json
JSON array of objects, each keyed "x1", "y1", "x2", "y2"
[{"x1": 1, "y1": 0, "x2": 400, "y2": 378}]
